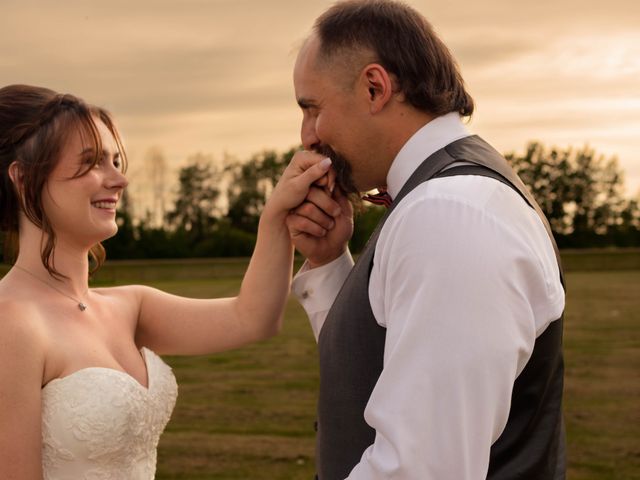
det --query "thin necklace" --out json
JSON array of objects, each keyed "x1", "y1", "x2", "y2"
[{"x1": 12, "y1": 264, "x2": 89, "y2": 312}]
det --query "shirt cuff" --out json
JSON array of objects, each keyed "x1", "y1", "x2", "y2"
[{"x1": 292, "y1": 251, "x2": 354, "y2": 337}]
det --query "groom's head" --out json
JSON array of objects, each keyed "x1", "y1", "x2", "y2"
[{"x1": 294, "y1": 0, "x2": 474, "y2": 193}]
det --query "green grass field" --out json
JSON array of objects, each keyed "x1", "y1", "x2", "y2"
[
  {"x1": 2, "y1": 252, "x2": 639, "y2": 478},
  {"x1": 135, "y1": 278, "x2": 320, "y2": 480},
  {"x1": 142, "y1": 256, "x2": 640, "y2": 480}
]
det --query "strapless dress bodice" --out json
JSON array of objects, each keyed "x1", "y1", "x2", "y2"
[{"x1": 41, "y1": 347, "x2": 178, "y2": 480}]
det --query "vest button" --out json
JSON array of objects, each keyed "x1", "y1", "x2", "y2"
[{"x1": 313, "y1": 420, "x2": 318, "y2": 432}]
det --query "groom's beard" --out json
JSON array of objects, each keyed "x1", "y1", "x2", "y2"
[{"x1": 313, "y1": 145, "x2": 359, "y2": 195}]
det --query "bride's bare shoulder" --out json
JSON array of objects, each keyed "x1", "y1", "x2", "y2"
[
  {"x1": 0, "y1": 273, "x2": 46, "y2": 326},
  {"x1": 91, "y1": 284, "x2": 148, "y2": 305},
  {"x1": 90, "y1": 285, "x2": 153, "y2": 323},
  {"x1": 0, "y1": 297, "x2": 47, "y2": 366},
  {"x1": 0, "y1": 295, "x2": 45, "y2": 331}
]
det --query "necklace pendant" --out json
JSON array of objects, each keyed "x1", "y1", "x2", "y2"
[{"x1": 78, "y1": 302, "x2": 87, "y2": 311}]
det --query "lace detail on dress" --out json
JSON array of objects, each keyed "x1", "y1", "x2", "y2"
[{"x1": 41, "y1": 348, "x2": 178, "y2": 480}]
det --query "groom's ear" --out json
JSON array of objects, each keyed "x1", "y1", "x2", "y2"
[{"x1": 361, "y1": 64, "x2": 394, "y2": 114}]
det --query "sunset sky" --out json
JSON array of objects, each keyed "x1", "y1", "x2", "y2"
[{"x1": 2, "y1": 0, "x2": 639, "y2": 203}]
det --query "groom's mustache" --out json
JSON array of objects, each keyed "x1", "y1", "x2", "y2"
[{"x1": 312, "y1": 145, "x2": 359, "y2": 195}]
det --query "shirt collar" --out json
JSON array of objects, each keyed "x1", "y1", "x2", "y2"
[{"x1": 386, "y1": 112, "x2": 472, "y2": 199}]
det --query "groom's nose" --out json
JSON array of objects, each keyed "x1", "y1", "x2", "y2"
[{"x1": 301, "y1": 117, "x2": 320, "y2": 151}]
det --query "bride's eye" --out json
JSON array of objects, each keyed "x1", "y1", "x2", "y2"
[{"x1": 82, "y1": 155, "x2": 97, "y2": 167}]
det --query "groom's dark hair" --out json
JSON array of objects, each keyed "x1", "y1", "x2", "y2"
[{"x1": 313, "y1": 0, "x2": 474, "y2": 117}]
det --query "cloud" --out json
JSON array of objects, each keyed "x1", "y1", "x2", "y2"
[{"x1": 1, "y1": 0, "x2": 638, "y2": 196}]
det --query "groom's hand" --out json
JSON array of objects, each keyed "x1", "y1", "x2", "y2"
[{"x1": 286, "y1": 185, "x2": 354, "y2": 268}]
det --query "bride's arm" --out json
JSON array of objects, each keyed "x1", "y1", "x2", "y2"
[
  {"x1": 132, "y1": 152, "x2": 341, "y2": 355},
  {"x1": 0, "y1": 302, "x2": 45, "y2": 479}
]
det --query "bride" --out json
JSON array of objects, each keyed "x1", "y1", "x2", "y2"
[{"x1": 0, "y1": 84, "x2": 341, "y2": 479}]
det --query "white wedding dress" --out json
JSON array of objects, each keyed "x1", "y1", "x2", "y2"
[{"x1": 41, "y1": 348, "x2": 178, "y2": 479}]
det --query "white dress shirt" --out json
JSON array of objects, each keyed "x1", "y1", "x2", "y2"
[{"x1": 292, "y1": 112, "x2": 565, "y2": 479}]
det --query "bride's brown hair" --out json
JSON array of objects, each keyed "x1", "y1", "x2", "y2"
[{"x1": 0, "y1": 84, "x2": 128, "y2": 278}]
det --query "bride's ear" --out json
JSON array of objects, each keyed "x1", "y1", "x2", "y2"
[{"x1": 8, "y1": 161, "x2": 24, "y2": 196}]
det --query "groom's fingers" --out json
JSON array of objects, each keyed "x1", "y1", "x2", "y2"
[
  {"x1": 286, "y1": 212, "x2": 327, "y2": 238},
  {"x1": 305, "y1": 186, "x2": 342, "y2": 218},
  {"x1": 291, "y1": 198, "x2": 336, "y2": 231},
  {"x1": 333, "y1": 187, "x2": 354, "y2": 215}
]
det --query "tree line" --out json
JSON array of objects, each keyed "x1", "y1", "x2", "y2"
[
  {"x1": 2, "y1": 142, "x2": 639, "y2": 261},
  {"x1": 104, "y1": 141, "x2": 639, "y2": 258}
]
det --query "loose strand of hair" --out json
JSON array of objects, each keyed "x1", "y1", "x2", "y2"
[
  {"x1": 39, "y1": 218, "x2": 66, "y2": 280},
  {"x1": 89, "y1": 243, "x2": 106, "y2": 276}
]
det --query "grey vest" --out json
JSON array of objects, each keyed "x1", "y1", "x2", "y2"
[{"x1": 316, "y1": 135, "x2": 565, "y2": 480}]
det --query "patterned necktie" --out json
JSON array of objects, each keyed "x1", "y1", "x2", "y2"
[{"x1": 362, "y1": 187, "x2": 393, "y2": 208}]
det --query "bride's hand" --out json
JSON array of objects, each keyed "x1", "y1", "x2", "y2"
[
  {"x1": 263, "y1": 151, "x2": 336, "y2": 227},
  {"x1": 286, "y1": 186, "x2": 353, "y2": 267}
]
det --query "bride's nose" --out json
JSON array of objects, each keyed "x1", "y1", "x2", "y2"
[{"x1": 105, "y1": 166, "x2": 128, "y2": 190}]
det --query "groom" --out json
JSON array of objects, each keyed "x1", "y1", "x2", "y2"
[{"x1": 286, "y1": 1, "x2": 566, "y2": 479}]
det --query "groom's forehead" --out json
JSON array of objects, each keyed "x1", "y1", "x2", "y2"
[{"x1": 294, "y1": 35, "x2": 321, "y2": 76}]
